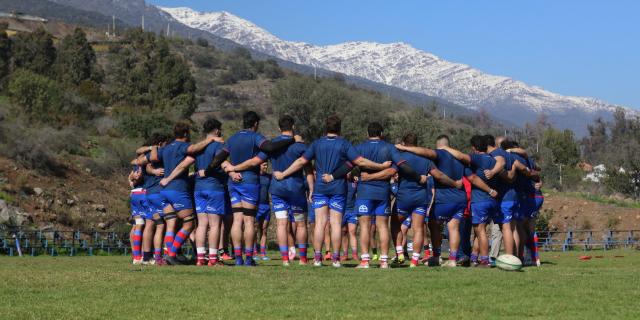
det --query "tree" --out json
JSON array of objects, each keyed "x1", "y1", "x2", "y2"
[
  {"x1": 11, "y1": 28, "x2": 56, "y2": 75},
  {"x1": 8, "y1": 69, "x2": 64, "y2": 123},
  {"x1": 0, "y1": 23, "x2": 10, "y2": 79},
  {"x1": 542, "y1": 128, "x2": 580, "y2": 166},
  {"x1": 55, "y1": 28, "x2": 98, "y2": 85}
]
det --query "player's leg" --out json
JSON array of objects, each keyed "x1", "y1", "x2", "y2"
[
  {"x1": 370, "y1": 221, "x2": 379, "y2": 261},
  {"x1": 327, "y1": 194, "x2": 346, "y2": 267},
  {"x1": 162, "y1": 204, "x2": 177, "y2": 257},
  {"x1": 230, "y1": 207, "x2": 245, "y2": 265},
  {"x1": 207, "y1": 213, "x2": 222, "y2": 266},
  {"x1": 410, "y1": 211, "x2": 426, "y2": 267},
  {"x1": 341, "y1": 224, "x2": 349, "y2": 261},
  {"x1": 311, "y1": 195, "x2": 329, "y2": 266},
  {"x1": 292, "y1": 207, "x2": 309, "y2": 265},
  {"x1": 273, "y1": 196, "x2": 291, "y2": 265},
  {"x1": 443, "y1": 218, "x2": 460, "y2": 267},
  {"x1": 166, "y1": 208, "x2": 195, "y2": 262},
  {"x1": 194, "y1": 191, "x2": 209, "y2": 266},
  {"x1": 240, "y1": 202, "x2": 258, "y2": 266},
  {"x1": 357, "y1": 214, "x2": 371, "y2": 267},
  {"x1": 489, "y1": 222, "x2": 502, "y2": 260},
  {"x1": 220, "y1": 212, "x2": 232, "y2": 260},
  {"x1": 472, "y1": 201, "x2": 492, "y2": 267},
  {"x1": 389, "y1": 211, "x2": 402, "y2": 261},
  {"x1": 374, "y1": 201, "x2": 391, "y2": 268},
  {"x1": 348, "y1": 221, "x2": 358, "y2": 261},
  {"x1": 152, "y1": 214, "x2": 165, "y2": 264}
]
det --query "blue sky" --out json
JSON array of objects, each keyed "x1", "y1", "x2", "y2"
[{"x1": 149, "y1": 0, "x2": 640, "y2": 108}]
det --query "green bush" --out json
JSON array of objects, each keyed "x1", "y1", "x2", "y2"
[{"x1": 8, "y1": 69, "x2": 65, "y2": 123}]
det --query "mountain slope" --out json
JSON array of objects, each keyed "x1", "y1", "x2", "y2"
[{"x1": 161, "y1": 6, "x2": 634, "y2": 134}]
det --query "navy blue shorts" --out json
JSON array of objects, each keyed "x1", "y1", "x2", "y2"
[
  {"x1": 229, "y1": 183, "x2": 260, "y2": 206},
  {"x1": 194, "y1": 190, "x2": 226, "y2": 215},
  {"x1": 130, "y1": 189, "x2": 148, "y2": 217},
  {"x1": 471, "y1": 200, "x2": 499, "y2": 225},
  {"x1": 256, "y1": 203, "x2": 271, "y2": 222},
  {"x1": 342, "y1": 211, "x2": 358, "y2": 226},
  {"x1": 312, "y1": 194, "x2": 346, "y2": 214},
  {"x1": 145, "y1": 192, "x2": 166, "y2": 218},
  {"x1": 431, "y1": 202, "x2": 466, "y2": 222},
  {"x1": 355, "y1": 199, "x2": 390, "y2": 217},
  {"x1": 160, "y1": 189, "x2": 193, "y2": 211}
]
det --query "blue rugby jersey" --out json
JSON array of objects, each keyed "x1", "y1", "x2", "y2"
[
  {"x1": 224, "y1": 130, "x2": 269, "y2": 184},
  {"x1": 269, "y1": 135, "x2": 307, "y2": 197},
  {"x1": 302, "y1": 136, "x2": 361, "y2": 195}
]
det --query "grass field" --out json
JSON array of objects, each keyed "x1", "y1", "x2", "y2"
[{"x1": 1, "y1": 250, "x2": 639, "y2": 319}]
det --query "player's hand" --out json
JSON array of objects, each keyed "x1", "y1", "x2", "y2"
[
  {"x1": 160, "y1": 178, "x2": 169, "y2": 187},
  {"x1": 483, "y1": 169, "x2": 495, "y2": 179},
  {"x1": 212, "y1": 136, "x2": 224, "y2": 143},
  {"x1": 382, "y1": 161, "x2": 392, "y2": 168},
  {"x1": 307, "y1": 193, "x2": 313, "y2": 203},
  {"x1": 454, "y1": 179, "x2": 463, "y2": 189},
  {"x1": 321, "y1": 174, "x2": 334, "y2": 183},
  {"x1": 360, "y1": 172, "x2": 370, "y2": 182},
  {"x1": 488, "y1": 189, "x2": 498, "y2": 198},
  {"x1": 294, "y1": 135, "x2": 304, "y2": 143},
  {"x1": 224, "y1": 165, "x2": 235, "y2": 173},
  {"x1": 229, "y1": 172, "x2": 243, "y2": 182},
  {"x1": 395, "y1": 144, "x2": 407, "y2": 151},
  {"x1": 419, "y1": 175, "x2": 427, "y2": 185},
  {"x1": 273, "y1": 171, "x2": 285, "y2": 181},
  {"x1": 198, "y1": 169, "x2": 206, "y2": 177},
  {"x1": 153, "y1": 168, "x2": 165, "y2": 176}
]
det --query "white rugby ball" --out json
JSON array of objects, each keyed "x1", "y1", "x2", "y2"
[{"x1": 496, "y1": 254, "x2": 523, "y2": 271}]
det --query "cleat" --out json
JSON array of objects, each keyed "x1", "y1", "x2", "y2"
[
  {"x1": 176, "y1": 254, "x2": 189, "y2": 264},
  {"x1": 132, "y1": 259, "x2": 143, "y2": 265},
  {"x1": 397, "y1": 255, "x2": 405, "y2": 263},
  {"x1": 282, "y1": 260, "x2": 290, "y2": 267},
  {"x1": 163, "y1": 255, "x2": 179, "y2": 266},
  {"x1": 379, "y1": 261, "x2": 390, "y2": 269},
  {"x1": 490, "y1": 258, "x2": 497, "y2": 267},
  {"x1": 442, "y1": 260, "x2": 457, "y2": 268},
  {"x1": 155, "y1": 258, "x2": 165, "y2": 266},
  {"x1": 372, "y1": 254, "x2": 379, "y2": 261},
  {"x1": 196, "y1": 259, "x2": 206, "y2": 266},
  {"x1": 261, "y1": 255, "x2": 270, "y2": 261},
  {"x1": 410, "y1": 260, "x2": 419, "y2": 268},
  {"x1": 426, "y1": 256, "x2": 440, "y2": 267},
  {"x1": 313, "y1": 259, "x2": 323, "y2": 267},
  {"x1": 355, "y1": 261, "x2": 370, "y2": 269},
  {"x1": 352, "y1": 253, "x2": 360, "y2": 261},
  {"x1": 235, "y1": 257, "x2": 244, "y2": 266},
  {"x1": 332, "y1": 261, "x2": 342, "y2": 268},
  {"x1": 142, "y1": 259, "x2": 155, "y2": 266},
  {"x1": 340, "y1": 255, "x2": 348, "y2": 262},
  {"x1": 477, "y1": 261, "x2": 492, "y2": 268},
  {"x1": 299, "y1": 258, "x2": 308, "y2": 266},
  {"x1": 457, "y1": 256, "x2": 470, "y2": 267},
  {"x1": 324, "y1": 252, "x2": 332, "y2": 261},
  {"x1": 244, "y1": 258, "x2": 257, "y2": 267},
  {"x1": 221, "y1": 253, "x2": 233, "y2": 261}
]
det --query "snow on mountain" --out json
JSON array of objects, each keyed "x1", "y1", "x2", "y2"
[{"x1": 161, "y1": 6, "x2": 634, "y2": 130}]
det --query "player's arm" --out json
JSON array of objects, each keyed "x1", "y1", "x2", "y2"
[
  {"x1": 429, "y1": 167, "x2": 463, "y2": 189},
  {"x1": 130, "y1": 154, "x2": 148, "y2": 166},
  {"x1": 146, "y1": 163, "x2": 164, "y2": 177},
  {"x1": 187, "y1": 136, "x2": 222, "y2": 154},
  {"x1": 352, "y1": 157, "x2": 391, "y2": 171},
  {"x1": 205, "y1": 149, "x2": 230, "y2": 176},
  {"x1": 273, "y1": 157, "x2": 308, "y2": 180},
  {"x1": 484, "y1": 155, "x2": 505, "y2": 180},
  {"x1": 394, "y1": 144, "x2": 438, "y2": 159},
  {"x1": 437, "y1": 146, "x2": 471, "y2": 165},
  {"x1": 160, "y1": 156, "x2": 195, "y2": 186},
  {"x1": 304, "y1": 163, "x2": 315, "y2": 202},
  {"x1": 507, "y1": 147, "x2": 528, "y2": 159},
  {"x1": 360, "y1": 167, "x2": 397, "y2": 182},
  {"x1": 323, "y1": 161, "x2": 354, "y2": 183},
  {"x1": 128, "y1": 169, "x2": 142, "y2": 188},
  {"x1": 258, "y1": 135, "x2": 302, "y2": 153},
  {"x1": 467, "y1": 174, "x2": 498, "y2": 198},
  {"x1": 149, "y1": 146, "x2": 159, "y2": 162},
  {"x1": 512, "y1": 159, "x2": 539, "y2": 180},
  {"x1": 224, "y1": 156, "x2": 265, "y2": 173},
  {"x1": 135, "y1": 146, "x2": 153, "y2": 155}
]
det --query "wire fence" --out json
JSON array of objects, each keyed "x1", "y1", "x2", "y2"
[{"x1": 0, "y1": 226, "x2": 638, "y2": 257}]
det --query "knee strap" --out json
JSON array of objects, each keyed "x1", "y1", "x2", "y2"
[
  {"x1": 153, "y1": 218, "x2": 165, "y2": 225},
  {"x1": 236, "y1": 208, "x2": 257, "y2": 217},
  {"x1": 164, "y1": 213, "x2": 177, "y2": 221},
  {"x1": 183, "y1": 214, "x2": 196, "y2": 223}
]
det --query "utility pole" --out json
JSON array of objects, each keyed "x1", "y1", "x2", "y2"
[
  {"x1": 557, "y1": 164, "x2": 563, "y2": 188},
  {"x1": 314, "y1": 64, "x2": 317, "y2": 80},
  {"x1": 167, "y1": 23, "x2": 170, "y2": 37},
  {"x1": 443, "y1": 106, "x2": 446, "y2": 119},
  {"x1": 141, "y1": 15, "x2": 144, "y2": 30},
  {"x1": 112, "y1": 15, "x2": 116, "y2": 37}
]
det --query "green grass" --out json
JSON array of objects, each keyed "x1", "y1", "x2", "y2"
[{"x1": 1, "y1": 250, "x2": 639, "y2": 319}]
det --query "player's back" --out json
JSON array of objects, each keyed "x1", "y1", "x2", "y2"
[
  {"x1": 269, "y1": 135, "x2": 306, "y2": 196},
  {"x1": 395, "y1": 151, "x2": 430, "y2": 198},
  {"x1": 225, "y1": 130, "x2": 266, "y2": 184},
  {"x1": 161, "y1": 140, "x2": 190, "y2": 191},
  {"x1": 194, "y1": 142, "x2": 226, "y2": 191},
  {"x1": 305, "y1": 136, "x2": 357, "y2": 195},
  {"x1": 489, "y1": 148, "x2": 516, "y2": 201},
  {"x1": 356, "y1": 139, "x2": 394, "y2": 200},
  {"x1": 468, "y1": 153, "x2": 498, "y2": 202},
  {"x1": 434, "y1": 149, "x2": 466, "y2": 204}
]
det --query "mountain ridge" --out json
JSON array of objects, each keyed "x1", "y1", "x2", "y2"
[{"x1": 161, "y1": 6, "x2": 635, "y2": 134}]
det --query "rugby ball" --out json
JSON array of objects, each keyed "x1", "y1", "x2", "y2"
[{"x1": 496, "y1": 254, "x2": 523, "y2": 271}]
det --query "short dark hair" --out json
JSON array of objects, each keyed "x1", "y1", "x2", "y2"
[
  {"x1": 278, "y1": 115, "x2": 295, "y2": 131},
  {"x1": 500, "y1": 139, "x2": 520, "y2": 150},
  {"x1": 326, "y1": 115, "x2": 341, "y2": 134},
  {"x1": 402, "y1": 133, "x2": 418, "y2": 146},
  {"x1": 174, "y1": 122, "x2": 191, "y2": 139},
  {"x1": 367, "y1": 122, "x2": 383, "y2": 137},
  {"x1": 436, "y1": 134, "x2": 450, "y2": 143},
  {"x1": 470, "y1": 135, "x2": 488, "y2": 152},
  {"x1": 203, "y1": 117, "x2": 222, "y2": 134},
  {"x1": 484, "y1": 134, "x2": 496, "y2": 147},
  {"x1": 242, "y1": 111, "x2": 260, "y2": 129}
]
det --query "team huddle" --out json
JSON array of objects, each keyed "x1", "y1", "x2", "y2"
[{"x1": 127, "y1": 111, "x2": 543, "y2": 269}]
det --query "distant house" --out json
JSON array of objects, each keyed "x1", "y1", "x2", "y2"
[{"x1": 583, "y1": 164, "x2": 606, "y2": 183}]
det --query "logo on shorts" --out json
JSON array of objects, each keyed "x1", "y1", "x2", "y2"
[
  {"x1": 273, "y1": 203, "x2": 285, "y2": 210},
  {"x1": 358, "y1": 205, "x2": 368, "y2": 213},
  {"x1": 331, "y1": 202, "x2": 343, "y2": 210}
]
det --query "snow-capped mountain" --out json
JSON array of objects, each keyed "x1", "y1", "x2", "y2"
[{"x1": 161, "y1": 6, "x2": 634, "y2": 132}]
